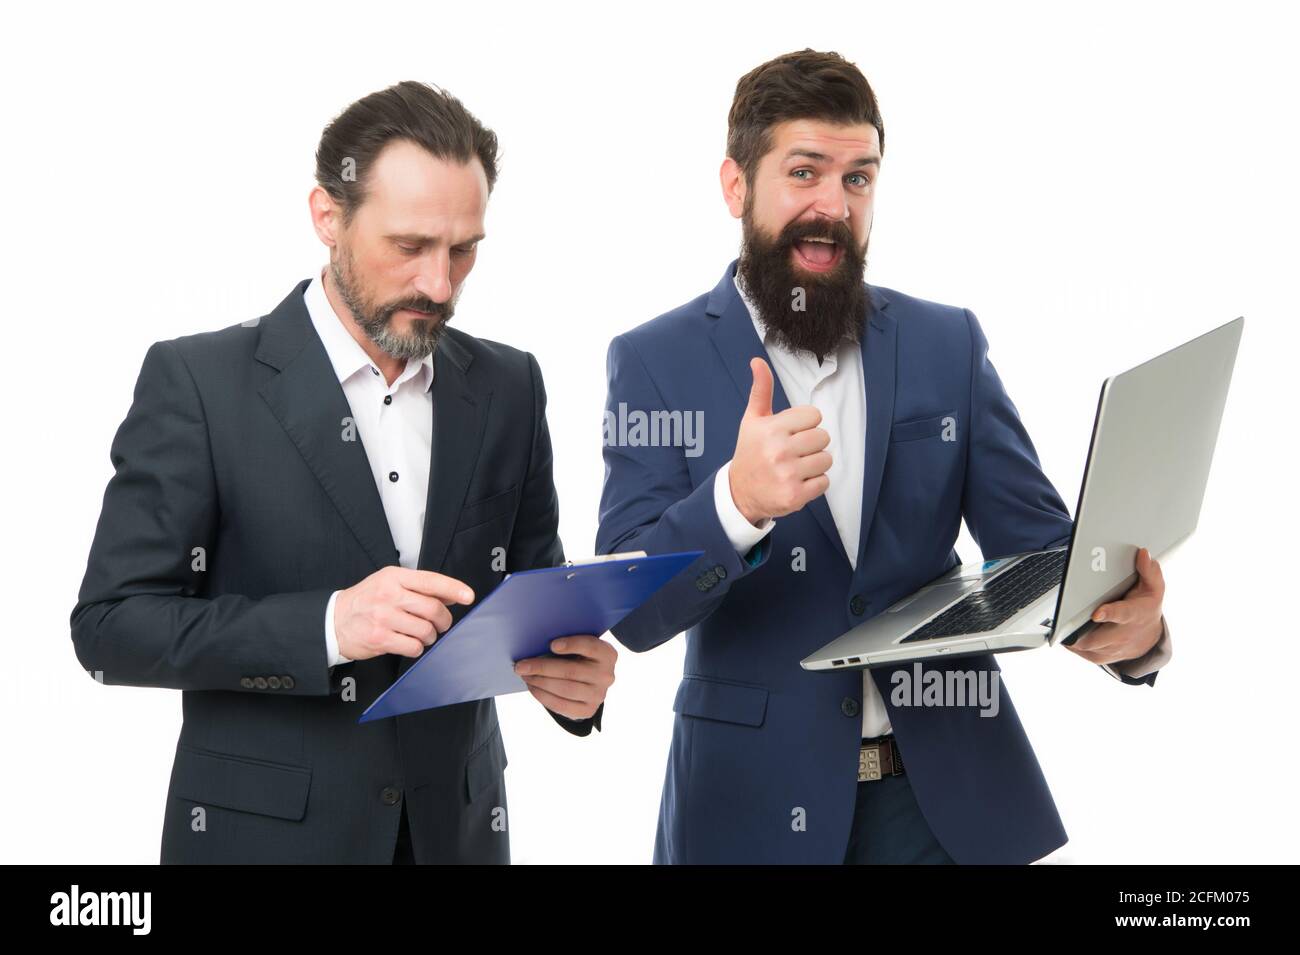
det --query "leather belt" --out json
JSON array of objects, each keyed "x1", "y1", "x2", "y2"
[{"x1": 858, "y1": 735, "x2": 905, "y2": 782}]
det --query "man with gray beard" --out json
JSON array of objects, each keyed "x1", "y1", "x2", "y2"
[{"x1": 72, "y1": 81, "x2": 616, "y2": 864}]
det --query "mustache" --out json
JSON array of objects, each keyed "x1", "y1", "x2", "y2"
[
  {"x1": 777, "y1": 217, "x2": 857, "y2": 250},
  {"x1": 383, "y1": 299, "x2": 450, "y2": 320}
]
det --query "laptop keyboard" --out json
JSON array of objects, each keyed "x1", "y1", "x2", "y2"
[{"x1": 900, "y1": 549, "x2": 1066, "y2": 643}]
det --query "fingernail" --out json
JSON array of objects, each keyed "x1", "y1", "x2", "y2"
[
  {"x1": 1095, "y1": 610, "x2": 1107, "y2": 622},
  {"x1": 514, "y1": 662, "x2": 526, "y2": 674},
  {"x1": 462, "y1": 589, "x2": 473, "y2": 602},
  {"x1": 553, "y1": 639, "x2": 567, "y2": 652}
]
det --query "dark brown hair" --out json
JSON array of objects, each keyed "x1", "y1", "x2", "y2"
[
  {"x1": 727, "y1": 49, "x2": 885, "y2": 187},
  {"x1": 314, "y1": 80, "x2": 499, "y2": 225}
]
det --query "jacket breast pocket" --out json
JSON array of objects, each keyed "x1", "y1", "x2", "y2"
[
  {"x1": 455, "y1": 485, "x2": 519, "y2": 533},
  {"x1": 171, "y1": 745, "x2": 312, "y2": 821},
  {"x1": 673, "y1": 675, "x2": 769, "y2": 727},
  {"x1": 890, "y1": 410, "x2": 957, "y2": 443}
]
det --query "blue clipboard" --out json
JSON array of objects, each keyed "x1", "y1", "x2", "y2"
[{"x1": 358, "y1": 550, "x2": 703, "y2": 722}]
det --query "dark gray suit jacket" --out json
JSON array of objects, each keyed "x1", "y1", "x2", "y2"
[{"x1": 71, "y1": 279, "x2": 600, "y2": 863}]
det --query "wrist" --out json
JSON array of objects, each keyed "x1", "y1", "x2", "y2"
[
  {"x1": 729, "y1": 465, "x2": 768, "y2": 527},
  {"x1": 332, "y1": 588, "x2": 354, "y2": 664}
]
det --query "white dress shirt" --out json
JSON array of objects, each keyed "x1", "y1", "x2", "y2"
[
  {"x1": 303, "y1": 268, "x2": 435, "y2": 668},
  {"x1": 713, "y1": 275, "x2": 1171, "y2": 737}
]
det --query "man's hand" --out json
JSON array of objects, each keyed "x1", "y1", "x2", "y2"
[
  {"x1": 334, "y1": 566, "x2": 475, "y2": 661},
  {"x1": 1066, "y1": 547, "x2": 1165, "y2": 666},
  {"x1": 513, "y1": 635, "x2": 617, "y2": 720},
  {"x1": 729, "y1": 357, "x2": 832, "y2": 526}
]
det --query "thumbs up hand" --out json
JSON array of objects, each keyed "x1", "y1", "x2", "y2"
[{"x1": 728, "y1": 357, "x2": 832, "y2": 526}]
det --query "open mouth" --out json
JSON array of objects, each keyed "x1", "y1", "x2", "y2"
[{"x1": 792, "y1": 236, "x2": 843, "y2": 272}]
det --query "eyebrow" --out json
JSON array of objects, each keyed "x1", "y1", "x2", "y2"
[
  {"x1": 784, "y1": 149, "x2": 880, "y2": 169},
  {"x1": 386, "y1": 232, "x2": 486, "y2": 245}
]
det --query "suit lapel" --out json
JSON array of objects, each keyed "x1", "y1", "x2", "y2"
[
  {"x1": 415, "y1": 330, "x2": 489, "y2": 574},
  {"x1": 256, "y1": 280, "x2": 400, "y2": 571},
  {"x1": 706, "y1": 261, "x2": 853, "y2": 566},
  {"x1": 395, "y1": 333, "x2": 489, "y2": 678},
  {"x1": 855, "y1": 285, "x2": 897, "y2": 575}
]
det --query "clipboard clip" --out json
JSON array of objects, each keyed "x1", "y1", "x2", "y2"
[{"x1": 563, "y1": 551, "x2": 647, "y2": 567}]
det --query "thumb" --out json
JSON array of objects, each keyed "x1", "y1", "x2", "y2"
[{"x1": 745, "y1": 357, "x2": 774, "y2": 418}]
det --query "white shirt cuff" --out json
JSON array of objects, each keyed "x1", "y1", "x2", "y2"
[
  {"x1": 713, "y1": 460, "x2": 775, "y2": 555},
  {"x1": 324, "y1": 590, "x2": 352, "y2": 668},
  {"x1": 1103, "y1": 615, "x2": 1172, "y2": 680}
]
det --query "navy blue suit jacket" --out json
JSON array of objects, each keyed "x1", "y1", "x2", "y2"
[{"x1": 596, "y1": 259, "x2": 1154, "y2": 864}]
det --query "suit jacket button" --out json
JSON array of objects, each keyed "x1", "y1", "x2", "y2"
[
  {"x1": 239, "y1": 677, "x2": 254, "y2": 689},
  {"x1": 381, "y1": 787, "x2": 401, "y2": 806},
  {"x1": 267, "y1": 676, "x2": 282, "y2": 689},
  {"x1": 841, "y1": 697, "x2": 860, "y2": 717},
  {"x1": 253, "y1": 676, "x2": 269, "y2": 690},
  {"x1": 282, "y1": 675, "x2": 295, "y2": 690},
  {"x1": 850, "y1": 595, "x2": 867, "y2": 616},
  {"x1": 713, "y1": 564, "x2": 727, "y2": 579}
]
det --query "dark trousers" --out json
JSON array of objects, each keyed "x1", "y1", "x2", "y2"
[
  {"x1": 390, "y1": 768, "x2": 953, "y2": 865},
  {"x1": 843, "y1": 771, "x2": 956, "y2": 864},
  {"x1": 392, "y1": 801, "x2": 415, "y2": 865}
]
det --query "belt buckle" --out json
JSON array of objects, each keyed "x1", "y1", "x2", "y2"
[{"x1": 858, "y1": 741, "x2": 883, "y2": 782}]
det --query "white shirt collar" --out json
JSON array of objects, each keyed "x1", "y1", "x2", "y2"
[{"x1": 303, "y1": 267, "x2": 435, "y2": 393}]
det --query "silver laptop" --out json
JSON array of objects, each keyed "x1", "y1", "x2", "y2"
[{"x1": 801, "y1": 316, "x2": 1243, "y2": 672}]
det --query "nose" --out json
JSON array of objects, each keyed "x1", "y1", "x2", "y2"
[
  {"x1": 413, "y1": 249, "x2": 453, "y2": 305},
  {"x1": 809, "y1": 174, "x2": 851, "y2": 223}
]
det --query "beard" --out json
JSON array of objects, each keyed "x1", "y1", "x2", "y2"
[
  {"x1": 736, "y1": 202, "x2": 870, "y2": 362},
  {"x1": 330, "y1": 245, "x2": 455, "y2": 361}
]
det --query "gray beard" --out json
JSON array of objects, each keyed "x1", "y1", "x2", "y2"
[
  {"x1": 329, "y1": 258, "x2": 447, "y2": 361},
  {"x1": 358, "y1": 314, "x2": 443, "y2": 362}
]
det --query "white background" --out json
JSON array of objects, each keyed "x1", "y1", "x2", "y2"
[{"x1": 2, "y1": 0, "x2": 1295, "y2": 864}]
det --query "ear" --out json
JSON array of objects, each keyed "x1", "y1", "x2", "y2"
[
  {"x1": 308, "y1": 185, "x2": 341, "y2": 249},
  {"x1": 720, "y1": 157, "x2": 747, "y2": 219}
]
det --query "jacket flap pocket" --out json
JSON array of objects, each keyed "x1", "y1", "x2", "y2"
[
  {"x1": 890, "y1": 411, "x2": 956, "y2": 443},
  {"x1": 465, "y1": 726, "x2": 509, "y2": 802},
  {"x1": 172, "y1": 745, "x2": 311, "y2": 821},
  {"x1": 456, "y1": 485, "x2": 519, "y2": 532},
  {"x1": 673, "y1": 675, "x2": 769, "y2": 726}
]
